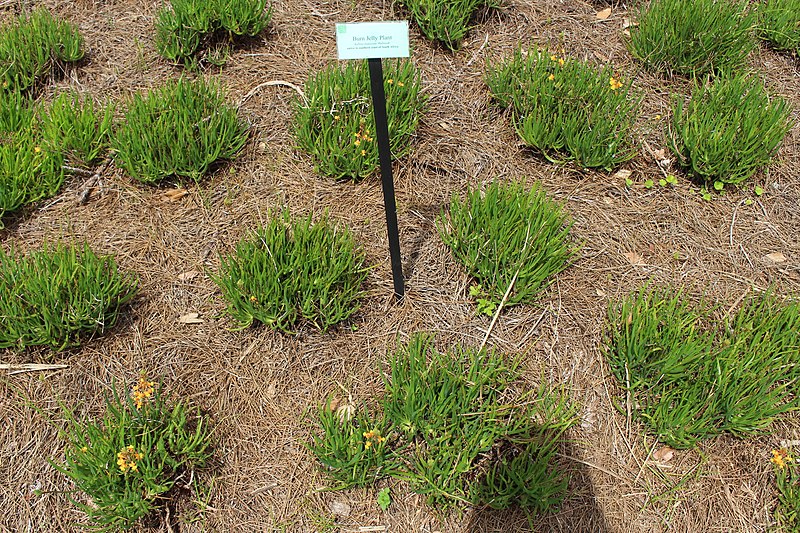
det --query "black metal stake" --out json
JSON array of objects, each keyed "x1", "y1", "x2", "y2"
[{"x1": 367, "y1": 57, "x2": 404, "y2": 300}]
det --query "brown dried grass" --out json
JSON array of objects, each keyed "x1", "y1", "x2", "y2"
[{"x1": 1, "y1": 0, "x2": 799, "y2": 531}]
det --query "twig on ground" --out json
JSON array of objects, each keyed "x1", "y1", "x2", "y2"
[
  {"x1": 478, "y1": 267, "x2": 520, "y2": 353},
  {"x1": 240, "y1": 80, "x2": 307, "y2": 107},
  {"x1": 1, "y1": 363, "x2": 68, "y2": 375},
  {"x1": 558, "y1": 453, "x2": 631, "y2": 483},
  {"x1": 76, "y1": 158, "x2": 111, "y2": 205},
  {"x1": 729, "y1": 201, "x2": 741, "y2": 248},
  {"x1": 464, "y1": 33, "x2": 489, "y2": 68}
]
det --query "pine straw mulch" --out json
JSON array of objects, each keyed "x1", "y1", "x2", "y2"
[{"x1": 1, "y1": 0, "x2": 799, "y2": 531}]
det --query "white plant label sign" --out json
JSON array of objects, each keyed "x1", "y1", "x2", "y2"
[{"x1": 335, "y1": 21, "x2": 410, "y2": 60}]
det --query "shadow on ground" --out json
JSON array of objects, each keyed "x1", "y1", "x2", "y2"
[{"x1": 465, "y1": 436, "x2": 610, "y2": 533}]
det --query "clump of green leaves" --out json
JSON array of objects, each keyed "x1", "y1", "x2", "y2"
[
  {"x1": 309, "y1": 335, "x2": 576, "y2": 519},
  {"x1": 1, "y1": 90, "x2": 112, "y2": 225},
  {"x1": 40, "y1": 91, "x2": 114, "y2": 167},
  {"x1": 757, "y1": 0, "x2": 800, "y2": 54},
  {"x1": 627, "y1": 0, "x2": 756, "y2": 77},
  {"x1": 667, "y1": 75, "x2": 791, "y2": 188},
  {"x1": 486, "y1": 48, "x2": 640, "y2": 169},
  {"x1": 397, "y1": 0, "x2": 499, "y2": 50},
  {"x1": 112, "y1": 77, "x2": 249, "y2": 184},
  {"x1": 772, "y1": 447, "x2": 800, "y2": 531},
  {"x1": 0, "y1": 243, "x2": 138, "y2": 352},
  {"x1": 212, "y1": 210, "x2": 368, "y2": 333},
  {"x1": 0, "y1": 8, "x2": 84, "y2": 93},
  {"x1": 0, "y1": 89, "x2": 36, "y2": 134},
  {"x1": 295, "y1": 60, "x2": 426, "y2": 180},
  {"x1": 604, "y1": 287, "x2": 800, "y2": 449},
  {"x1": 54, "y1": 375, "x2": 213, "y2": 531},
  {"x1": 156, "y1": 0, "x2": 272, "y2": 66},
  {"x1": 308, "y1": 400, "x2": 396, "y2": 489},
  {"x1": 0, "y1": 129, "x2": 64, "y2": 226},
  {"x1": 384, "y1": 336, "x2": 575, "y2": 514},
  {"x1": 438, "y1": 181, "x2": 577, "y2": 314}
]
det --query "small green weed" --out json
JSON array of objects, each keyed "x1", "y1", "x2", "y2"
[
  {"x1": 211, "y1": 210, "x2": 368, "y2": 333},
  {"x1": 377, "y1": 487, "x2": 391, "y2": 510},
  {"x1": 486, "y1": 48, "x2": 640, "y2": 170},
  {"x1": 772, "y1": 447, "x2": 800, "y2": 531},
  {"x1": 0, "y1": 243, "x2": 138, "y2": 352},
  {"x1": 438, "y1": 181, "x2": 577, "y2": 314},
  {"x1": 757, "y1": 0, "x2": 800, "y2": 54},
  {"x1": 397, "y1": 0, "x2": 499, "y2": 50},
  {"x1": 604, "y1": 288, "x2": 800, "y2": 449},
  {"x1": 309, "y1": 335, "x2": 577, "y2": 519},
  {"x1": 294, "y1": 60, "x2": 426, "y2": 180},
  {"x1": 40, "y1": 91, "x2": 114, "y2": 167},
  {"x1": 0, "y1": 8, "x2": 84, "y2": 93},
  {"x1": 112, "y1": 77, "x2": 249, "y2": 184},
  {"x1": 156, "y1": 0, "x2": 271, "y2": 67},
  {"x1": 469, "y1": 284, "x2": 497, "y2": 317},
  {"x1": 0, "y1": 129, "x2": 64, "y2": 226},
  {"x1": 627, "y1": 0, "x2": 756, "y2": 77},
  {"x1": 667, "y1": 75, "x2": 791, "y2": 187},
  {"x1": 54, "y1": 375, "x2": 213, "y2": 531}
]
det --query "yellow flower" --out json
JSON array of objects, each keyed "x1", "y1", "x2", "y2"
[
  {"x1": 117, "y1": 445, "x2": 144, "y2": 473},
  {"x1": 132, "y1": 375, "x2": 155, "y2": 409},
  {"x1": 354, "y1": 140, "x2": 361, "y2": 147},
  {"x1": 81, "y1": 446, "x2": 88, "y2": 453},
  {"x1": 364, "y1": 440, "x2": 372, "y2": 449},
  {"x1": 249, "y1": 295, "x2": 258, "y2": 303},
  {"x1": 772, "y1": 448, "x2": 793, "y2": 469},
  {"x1": 333, "y1": 115, "x2": 340, "y2": 121},
  {"x1": 361, "y1": 150, "x2": 366, "y2": 156},
  {"x1": 547, "y1": 74, "x2": 555, "y2": 81},
  {"x1": 387, "y1": 79, "x2": 393, "y2": 84},
  {"x1": 34, "y1": 146, "x2": 41, "y2": 153},
  {"x1": 609, "y1": 76, "x2": 623, "y2": 90},
  {"x1": 397, "y1": 81, "x2": 404, "y2": 87},
  {"x1": 550, "y1": 54, "x2": 557, "y2": 61},
  {"x1": 558, "y1": 58, "x2": 565, "y2": 67},
  {"x1": 1, "y1": 81, "x2": 7, "y2": 88}
]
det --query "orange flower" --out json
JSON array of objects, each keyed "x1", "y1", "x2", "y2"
[
  {"x1": 772, "y1": 448, "x2": 793, "y2": 469},
  {"x1": 609, "y1": 76, "x2": 623, "y2": 90},
  {"x1": 132, "y1": 376, "x2": 155, "y2": 409},
  {"x1": 116, "y1": 445, "x2": 144, "y2": 473},
  {"x1": 547, "y1": 74, "x2": 555, "y2": 81},
  {"x1": 362, "y1": 428, "x2": 385, "y2": 450}
]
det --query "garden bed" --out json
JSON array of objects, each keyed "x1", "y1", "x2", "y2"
[{"x1": 1, "y1": 0, "x2": 799, "y2": 531}]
